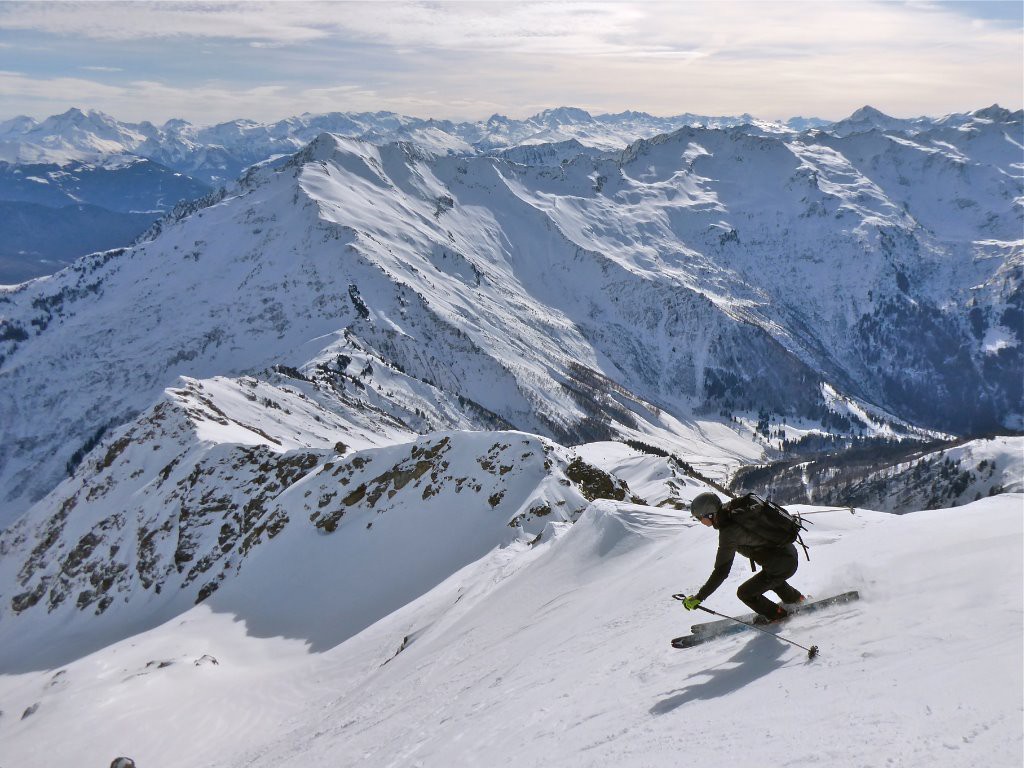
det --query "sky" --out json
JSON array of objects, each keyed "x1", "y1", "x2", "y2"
[{"x1": 0, "y1": 1, "x2": 1021, "y2": 126}]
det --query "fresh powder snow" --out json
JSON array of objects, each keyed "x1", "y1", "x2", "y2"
[{"x1": 0, "y1": 492, "x2": 1019, "y2": 767}]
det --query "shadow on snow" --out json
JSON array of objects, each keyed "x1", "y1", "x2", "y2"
[{"x1": 650, "y1": 633, "x2": 791, "y2": 715}]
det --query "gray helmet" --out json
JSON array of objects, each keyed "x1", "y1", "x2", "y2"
[{"x1": 690, "y1": 492, "x2": 722, "y2": 521}]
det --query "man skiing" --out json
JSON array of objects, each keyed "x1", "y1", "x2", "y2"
[{"x1": 681, "y1": 492, "x2": 805, "y2": 624}]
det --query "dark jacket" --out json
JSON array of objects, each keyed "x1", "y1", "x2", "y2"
[{"x1": 693, "y1": 500, "x2": 787, "y2": 601}]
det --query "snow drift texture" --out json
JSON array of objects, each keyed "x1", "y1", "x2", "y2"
[{"x1": 1, "y1": 494, "x2": 1020, "y2": 767}]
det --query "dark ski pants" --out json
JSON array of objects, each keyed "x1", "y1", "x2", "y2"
[{"x1": 737, "y1": 543, "x2": 803, "y2": 618}]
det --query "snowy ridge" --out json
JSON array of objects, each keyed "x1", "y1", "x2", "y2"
[
  {"x1": 0, "y1": 376, "x2": 381, "y2": 642},
  {"x1": 0, "y1": 108, "x2": 151, "y2": 165},
  {"x1": 0, "y1": 370, "x2": 651, "y2": 670},
  {"x1": 573, "y1": 441, "x2": 714, "y2": 508},
  {"x1": 1, "y1": 109, "x2": 1021, "y2": 523},
  {"x1": 0, "y1": 495, "x2": 1019, "y2": 766}
]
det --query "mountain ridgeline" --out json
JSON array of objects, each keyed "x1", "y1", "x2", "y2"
[
  {"x1": 0, "y1": 106, "x2": 801, "y2": 282},
  {"x1": 0, "y1": 104, "x2": 1020, "y2": 528}
]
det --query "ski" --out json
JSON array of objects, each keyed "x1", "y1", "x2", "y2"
[
  {"x1": 671, "y1": 590, "x2": 859, "y2": 650},
  {"x1": 690, "y1": 590, "x2": 859, "y2": 635}
]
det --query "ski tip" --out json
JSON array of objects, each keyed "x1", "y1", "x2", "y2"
[{"x1": 808, "y1": 645, "x2": 819, "y2": 660}]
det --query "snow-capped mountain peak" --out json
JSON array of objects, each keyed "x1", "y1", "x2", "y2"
[
  {"x1": 2, "y1": 106, "x2": 1019, "y2": 526},
  {"x1": 971, "y1": 103, "x2": 1020, "y2": 123},
  {"x1": 0, "y1": 100, "x2": 1020, "y2": 768},
  {"x1": 534, "y1": 106, "x2": 597, "y2": 125},
  {"x1": 37, "y1": 107, "x2": 141, "y2": 144},
  {"x1": 0, "y1": 114, "x2": 39, "y2": 138},
  {"x1": 848, "y1": 104, "x2": 889, "y2": 121},
  {"x1": 1, "y1": 107, "x2": 146, "y2": 163}
]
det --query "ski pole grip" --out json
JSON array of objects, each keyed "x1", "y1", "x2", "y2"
[{"x1": 671, "y1": 594, "x2": 715, "y2": 614}]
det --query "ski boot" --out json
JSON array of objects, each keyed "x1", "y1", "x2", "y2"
[{"x1": 752, "y1": 605, "x2": 790, "y2": 626}]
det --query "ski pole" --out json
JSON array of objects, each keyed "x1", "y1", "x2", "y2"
[
  {"x1": 671, "y1": 594, "x2": 820, "y2": 659},
  {"x1": 796, "y1": 507, "x2": 855, "y2": 516}
]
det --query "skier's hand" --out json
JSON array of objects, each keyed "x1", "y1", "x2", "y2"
[{"x1": 682, "y1": 595, "x2": 702, "y2": 611}]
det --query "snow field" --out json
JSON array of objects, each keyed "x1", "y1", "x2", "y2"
[{"x1": 1, "y1": 494, "x2": 1019, "y2": 767}]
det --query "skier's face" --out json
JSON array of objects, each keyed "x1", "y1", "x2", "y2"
[{"x1": 699, "y1": 516, "x2": 714, "y2": 527}]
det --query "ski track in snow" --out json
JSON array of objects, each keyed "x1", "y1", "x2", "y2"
[{"x1": 0, "y1": 495, "x2": 1020, "y2": 768}]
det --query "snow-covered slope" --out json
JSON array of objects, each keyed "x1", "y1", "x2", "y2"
[
  {"x1": 1, "y1": 107, "x2": 1020, "y2": 523},
  {"x1": 0, "y1": 494, "x2": 1019, "y2": 767},
  {"x1": 0, "y1": 369, "x2": 652, "y2": 669},
  {"x1": 839, "y1": 435, "x2": 1024, "y2": 511}
]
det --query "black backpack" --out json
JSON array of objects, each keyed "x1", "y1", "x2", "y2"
[{"x1": 729, "y1": 493, "x2": 811, "y2": 560}]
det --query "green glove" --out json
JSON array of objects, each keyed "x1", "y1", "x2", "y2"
[{"x1": 683, "y1": 595, "x2": 702, "y2": 611}]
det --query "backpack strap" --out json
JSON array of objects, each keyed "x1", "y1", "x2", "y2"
[
  {"x1": 796, "y1": 531, "x2": 810, "y2": 561},
  {"x1": 794, "y1": 511, "x2": 811, "y2": 560}
]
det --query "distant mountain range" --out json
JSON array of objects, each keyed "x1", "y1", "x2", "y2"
[
  {"x1": 1, "y1": 104, "x2": 1018, "y2": 284},
  {"x1": 0, "y1": 105, "x2": 831, "y2": 178},
  {"x1": 4, "y1": 104, "x2": 1014, "y2": 180}
]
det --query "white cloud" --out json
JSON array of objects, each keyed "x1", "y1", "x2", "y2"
[
  {"x1": 80, "y1": 65, "x2": 123, "y2": 73},
  {"x1": 0, "y1": 70, "x2": 126, "y2": 102},
  {"x1": 0, "y1": 2, "x2": 655, "y2": 55},
  {"x1": 0, "y1": 1, "x2": 330, "y2": 43},
  {"x1": 0, "y1": 1, "x2": 1019, "y2": 122},
  {"x1": 0, "y1": 1, "x2": 1019, "y2": 57},
  {"x1": 0, "y1": 72, "x2": 391, "y2": 123}
]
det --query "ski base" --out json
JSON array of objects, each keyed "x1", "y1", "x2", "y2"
[{"x1": 671, "y1": 590, "x2": 859, "y2": 650}]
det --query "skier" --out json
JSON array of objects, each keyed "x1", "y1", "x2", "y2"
[{"x1": 680, "y1": 492, "x2": 805, "y2": 624}]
